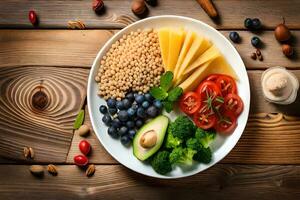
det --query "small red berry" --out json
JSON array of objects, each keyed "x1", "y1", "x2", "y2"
[
  {"x1": 74, "y1": 155, "x2": 89, "y2": 167},
  {"x1": 92, "y1": 0, "x2": 104, "y2": 14},
  {"x1": 79, "y1": 140, "x2": 91, "y2": 155},
  {"x1": 28, "y1": 10, "x2": 38, "y2": 25}
]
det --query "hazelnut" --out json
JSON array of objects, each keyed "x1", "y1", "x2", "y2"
[
  {"x1": 131, "y1": 0, "x2": 146, "y2": 15},
  {"x1": 92, "y1": 0, "x2": 104, "y2": 14},
  {"x1": 282, "y1": 44, "x2": 294, "y2": 57}
]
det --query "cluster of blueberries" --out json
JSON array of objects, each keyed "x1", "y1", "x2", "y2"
[{"x1": 100, "y1": 92, "x2": 163, "y2": 145}]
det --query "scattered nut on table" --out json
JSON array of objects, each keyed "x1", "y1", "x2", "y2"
[
  {"x1": 86, "y1": 164, "x2": 96, "y2": 177},
  {"x1": 78, "y1": 124, "x2": 90, "y2": 137},
  {"x1": 47, "y1": 164, "x2": 58, "y2": 176},
  {"x1": 29, "y1": 165, "x2": 44, "y2": 177}
]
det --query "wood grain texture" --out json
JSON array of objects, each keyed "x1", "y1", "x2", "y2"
[
  {"x1": 0, "y1": 164, "x2": 299, "y2": 200},
  {"x1": 1, "y1": 0, "x2": 300, "y2": 29},
  {"x1": 1, "y1": 30, "x2": 299, "y2": 69},
  {"x1": 0, "y1": 66, "x2": 88, "y2": 162}
]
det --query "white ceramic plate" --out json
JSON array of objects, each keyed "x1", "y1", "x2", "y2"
[{"x1": 87, "y1": 15, "x2": 250, "y2": 179}]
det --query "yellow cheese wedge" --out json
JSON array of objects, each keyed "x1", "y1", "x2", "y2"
[
  {"x1": 195, "y1": 37, "x2": 212, "y2": 58},
  {"x1": 183, "y1": 45, "x2": 221, "y2": 75},
  {"x1": 158, "y1": 28, "x2": 170, "y2": 71},
  {"x1": 173, "y1": 31, "x2": 195, "y2": 80},
  {"x1": 176, "y1": 35, "x2": 203, "y2": 80},
  {"x1": 179, "y1": 56, "x2": 238, "y2": 92},
  {"x1": 167, "y1": 29, "x2": 185, "y2": 72}
]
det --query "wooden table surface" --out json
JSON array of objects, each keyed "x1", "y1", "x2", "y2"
[{"x1": 0, "y1": 0, "x2": 300, "y2": 199}]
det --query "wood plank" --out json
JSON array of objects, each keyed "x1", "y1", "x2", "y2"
[
  {"x1": 0, "y1": 66, "x2": 88, "y2": 163},
  {"x1": 1, "y1": 0, "x2": 300, "y2": 29},
  {"x1": 0, "y1": 164, "x2": 299, "y2": 200},
  {"x1": 1, "y1": 30, "x2": 299, "y2": 69}
]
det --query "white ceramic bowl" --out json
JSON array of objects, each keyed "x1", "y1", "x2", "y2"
[{"x1": 88, "y1": 15, "x2": 250, "y2": 179}]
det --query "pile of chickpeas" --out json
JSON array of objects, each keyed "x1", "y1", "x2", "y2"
[{"x1": 95, "y1": 29, "x2": 164, "y2": 101}]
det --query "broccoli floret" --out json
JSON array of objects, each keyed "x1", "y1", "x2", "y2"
[
  {"x1": 195, "y1": 128, "x2": 216, "y2": 148},
  {"x1": 193, "y1": 147, "x2": 212, "y2": 163},
  {"x1": 169, "y1": 116, "x2": 196, "y2": 140},
  {"x1": 165, "y1": 123, "x2": 183, "y2": 149},
  {"x1": 151, "y1": 151, "x2": 172, "y2": 175},
  {"x1": 169, "y1": 147, "x2": 196, "y2": 165},
  {"x1": 186, "y1": 138, "x2": 202, "y2": 151}
]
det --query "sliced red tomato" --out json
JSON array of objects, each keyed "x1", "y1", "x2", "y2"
[
  {"x1": 216, "y1": 75, "x2": 237, "y2": 96},
  {"x1": 205, "y1": 74, "x2": 220, "y2": 82},
  {"x1": 193, "y1": 106, "x2": 217, "y2": 130},
  {"x1": 196, "y1": 81, "x2": 223, "y2": 111},
  {"x1": 215, "y1": 111, "x2": 237, "y2": 134},
  {"x1": 179, "y1": 92, "x2": 201, "y2": 115},
  {"x1": 224, "y1": 93, "x2": 244, "y2": 116}
]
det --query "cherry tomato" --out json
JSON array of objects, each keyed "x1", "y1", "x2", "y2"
[
  {"x1": 216, "y1": 75, "x2": 237, "y2": 96},
  {"x1": 205, "y1": 74, "x2": 220, "y2": 82},
  {"x1": 215, "y1": 111, "x2": 237, "y2": 134},
  {"x1": 179, "y1": 92, "x2": 201, "y2": 115},
  {"x1": 193, "y1": 106, "x2": 217, "y2": 129},
  {"x1": 224, "y1": 93, "x2": 244, "y2": 116},
  {"x1": 74, "y1": 155, "x2": 89, "y2": 167},
  {"x1": 79, "y1": 140, "x2": 91, "y2": 155}
]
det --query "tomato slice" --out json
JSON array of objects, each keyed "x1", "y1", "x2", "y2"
[
  {"x1": 224, "y1": 93, "x2": 244, "y2": 116},
  {"x1": 179, "y1": 92, "x2": 201, "y2": 115},
  {"x1": 216, "y1": 75, "x2": 237, "y2": 96},
  {"x1": 205, "y1": 74, "x2": 220, "y2": 82},
  {"x1": 193, "y1": 106, "x2": 217, "y2": 130},
  {"x1": 215, "y1": 111, "x2": 237, "y2": 134}
]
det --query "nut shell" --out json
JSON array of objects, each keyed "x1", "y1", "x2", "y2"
[
  {"x1": 29, "y1": 165, "x2": 44, "y2": 177},
  {"x1": 47, "y1": 164, "x2": 58, "y2": 176},
  {"x1": 282, "y1": 44, "x2": 294, "y2": 57},
  {"x1": 86, "y1": 164, "x2": 96, "y2": 177}
]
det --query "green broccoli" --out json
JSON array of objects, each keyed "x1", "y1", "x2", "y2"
[
  {"x1": 169, "y1": 147, "x2": 196, "y2": 165},
  {"x1": 193, "y1": 147, "x2": 212, "y2": 163},
  {"x1": 195, "y1": 128, "x2": 216, "y2": 148},
  {"x1": 165, "y1": 123, "x2": 183, "y2": 149},
  {"x1": 168, "y1": 116, "x2": 196, "y2": 140},
  {"x1": 151, "y1": 151, "x2": 172, "y2": 175},
  {"x1": 186, "y1": 138, "x2": 202, "y2": 151}
]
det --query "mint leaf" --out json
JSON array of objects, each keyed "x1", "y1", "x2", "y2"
[
  {"x1": 150, "y1": 87, "x2": 168, "y2": 100},
  {"x1": 74, "y1": 109, "x2": 85, "y2": 129},
  {"x1": 163, "y1": 101, "x2": 173, "y2": 113},
  {"x1": 167, "y1": 87, "x2": 183, "y2": 102},
  {"x1": 160, "y1": 71, "x2": 173, "y2": 91}
]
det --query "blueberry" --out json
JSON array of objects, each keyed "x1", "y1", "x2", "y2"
[
  {"x1": 153, "y1": 100, "x2": 162, "y2": 109},
  {"x1": 116, "y1": 101, "x2": 124, "y2": 110},
  {"x1": 118, "y1": 126, "x2": 128, "y2": 136},
  {"x1": 112, "y1": 118, "x2": 121, "y2": 128},
  {"x1": 137, "y1": 107, "x2": 146, "y2": 118},
  {"x1": 251, "y1": 36, "x2": 261, "y2": 47},
  {"x1": 128, "y1": 129, "x2": 136, "y2": 139},
  {"x1": 121, "y1": 135, "x2": 131, "y2": 145},
  {"x1": 147, "y1": 106, "x2": 158, "y2": 118},
  {"x1": 102, "y1": 114, "x2": 112, "y2": 126},
  {"x1": 108, "y1": 126, "x2": 118, "y2": 138},
  {"x1": 118, "y1": 110, "x2": 129, "y2": 122},
  {"x1": 107, "y1": 98, "x2": 116, "y2": 108},
  {"x1": 126, "y1": 92, "x2": 135, "y2": 102},
  {"x1": 109, "y1": 107, "x2": 118, "y2": 115},
  {"x1": 229, "y1": 32, "x2": 240, "y2": 43},
  {"x1": 135, "y1": 94, "x2": 145, "y2": 104},
  {"x1": 142, "y1": 101, "x2": 150, "y2": 109},
  {"x1": 145, "y1": 93, "x2": 154, "y2": 102},
  {"x1": 252, "y1": 18, "x2": 261, "y2": 30},
  {"x1": 126, "y1": 121, "x2": 135, "y2": 128},
  {"x1": 244, "y1": 18, "x2": 253, "y2": 29},
  {"x1": 127, "y1": 107, "x2": 136, "y2": 117},
  {"x1": 122, "y1": 98, "x2": 132, "y2": 109},
  {"x1": 99, "y1": 105, "x2": 108, "y2": 114},
  {"x1": 136, "y1": 119, "x2": 144, "y2": 128}
]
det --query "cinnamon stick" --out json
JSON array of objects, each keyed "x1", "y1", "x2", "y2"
[{"x1": 196, "y1": 0, "x2": 218, "y2": 18}]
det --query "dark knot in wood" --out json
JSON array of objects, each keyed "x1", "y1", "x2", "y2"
[{"x1": 32, "y1": 90, "x2": 48, "y2": 111}]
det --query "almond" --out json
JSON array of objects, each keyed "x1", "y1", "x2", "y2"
[
  {"x1": 68, "y1": 20, "x2": 86, "y2": 29},
  {"x1": 23, "y1": 147, "x2": 30, "y2": 158},
  {"x1": 29, "y1": 165, "x2": 44, "y2": 177},
  {"x1": 47, "y1": 164, "x2": 58, "y2": 176},
  {"x1": 86, "y1": 164, "x2": 96, "y2": 177},
  {"x1": 29, "y1": 147, "x2": 35, "y2": 159}
]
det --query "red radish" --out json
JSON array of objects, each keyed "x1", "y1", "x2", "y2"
[
  {"x1": 74, "y1": 155, "x2": 88, "y2": 167},
  {"x1": 79, "y1": 140, "x2": 91, "y2": 155}
]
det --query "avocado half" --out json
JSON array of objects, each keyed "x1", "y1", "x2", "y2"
[{"x1": 133, "y1": 115, "x2": 169, "y2": 161}]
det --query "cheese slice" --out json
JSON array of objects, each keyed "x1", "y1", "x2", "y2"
[
  {"x1": 158, "y1": 28, "x2": 170, "y2": 71},
  {"x1": 173, "y1": 31, "x2": 195, "y2": 80},
  {"x1": 176, "y1": 35, "x2": 203, "y2": 81},
  {"x1": 167, "y1": 29, "x2": 185, "y2": 72},
  {"x1": 195, "y1": 37, "x2": 212, "y2": 58},
  {"x1": 183, "y1": 45, "x2": 221, "y2": 75},
  {"x1": 179, "y1": 56, "x2": 238, "y2": 92}
]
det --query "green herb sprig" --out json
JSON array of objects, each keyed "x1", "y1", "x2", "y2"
[{"x1": 150, "y1": 71, "x2": 183, "y2": 113}]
